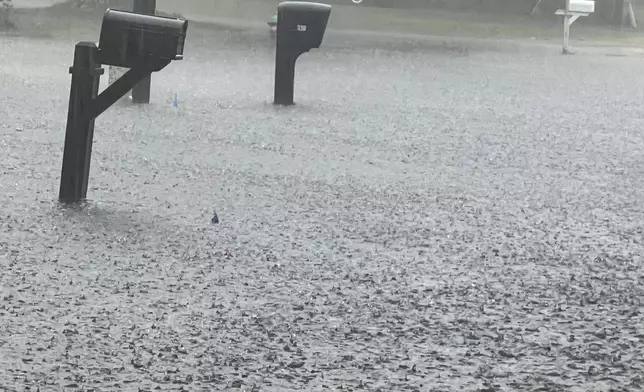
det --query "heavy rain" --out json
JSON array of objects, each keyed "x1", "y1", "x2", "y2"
[{"x1": 1, "y1": 0, "x2": 643, "y2": 391}]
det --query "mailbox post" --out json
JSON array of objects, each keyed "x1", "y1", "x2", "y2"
[
  {"x1": 106, "y1": 0, "x2": 133, "y2": 104},
  {"x1": 59, "y1": 10, "x2": 188, "y2": 203},
  {"x1": 274, "y1": 1, "x2": 331, "y2": 106},
  {"x1": 59, "y1": 42, "x2": 105, "y2": 203},
  {"x1": 131, "y1": 0, "x2": 156, "y2": 104}
]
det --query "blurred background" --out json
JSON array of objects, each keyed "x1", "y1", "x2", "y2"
[{"x1": 3, "y1": 0, "x2": 644, "y2": 43}]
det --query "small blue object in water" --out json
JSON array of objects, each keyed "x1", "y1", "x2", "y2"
[{"x1": 173, "y1": 93, "x2": 179, "y2": 108}]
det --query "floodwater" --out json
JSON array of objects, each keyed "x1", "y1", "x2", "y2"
[{"x1": 1, "y1": 15, "x2": 644, "y2": 392}]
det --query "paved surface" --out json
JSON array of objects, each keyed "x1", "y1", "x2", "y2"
[{"x1": 1, "y1": 20, "x2": 644, "y2": 392}]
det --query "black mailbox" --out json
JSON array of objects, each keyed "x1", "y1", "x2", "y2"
[
  {"x1": 273, "y1": 1, "x2": 332, "y2": 105},
  {"x1": 58, "y1": 6, "x2": 190, "y2": 203},
  {"x1": 277, "y1": 1, "x2": 331, "y2": 53},
  {"x1": 98, "y1": 9, "x2": 188, "y2": 69}
]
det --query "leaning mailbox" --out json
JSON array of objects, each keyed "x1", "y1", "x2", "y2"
[
  {"x1": 98, "y1": 10, "x2": 188, "y2": 70},
  {"x1": 274, "y1": 1, "x2": 331, "y2": 105},
  {"x1": 58, "y1": 10, "x2": 188, "y2": 203}
]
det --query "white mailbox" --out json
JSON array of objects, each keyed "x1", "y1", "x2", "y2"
[
  {"x1": 556, "y1": 0, "x2": 595, "y2": 54},
  {"x1": 569, "y1": 0, "x2": 595, "y2": 14}
]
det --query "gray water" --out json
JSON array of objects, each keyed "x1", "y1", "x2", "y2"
[{"x1": 1, "y1": 16, "x2": 643, "y2": 392}]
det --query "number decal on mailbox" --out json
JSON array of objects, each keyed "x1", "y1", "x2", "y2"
[{"x1": 297, "y1": 25, "x2": 307, "y2": 32}]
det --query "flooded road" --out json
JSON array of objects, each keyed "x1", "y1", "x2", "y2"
[{"x1": 1, "y1": 21, "x2": 644, "y2": 391}]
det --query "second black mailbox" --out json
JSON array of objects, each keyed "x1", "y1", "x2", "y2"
[
  {"x1": 277, "y1": 1, "x2": 331, "y2": 53},
  {"x1": 98, "y1": 9, "x2": 188, "y2": 70},
  {"x1": 274, "y1": 1, "x2": 332, "y2": 105}
]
